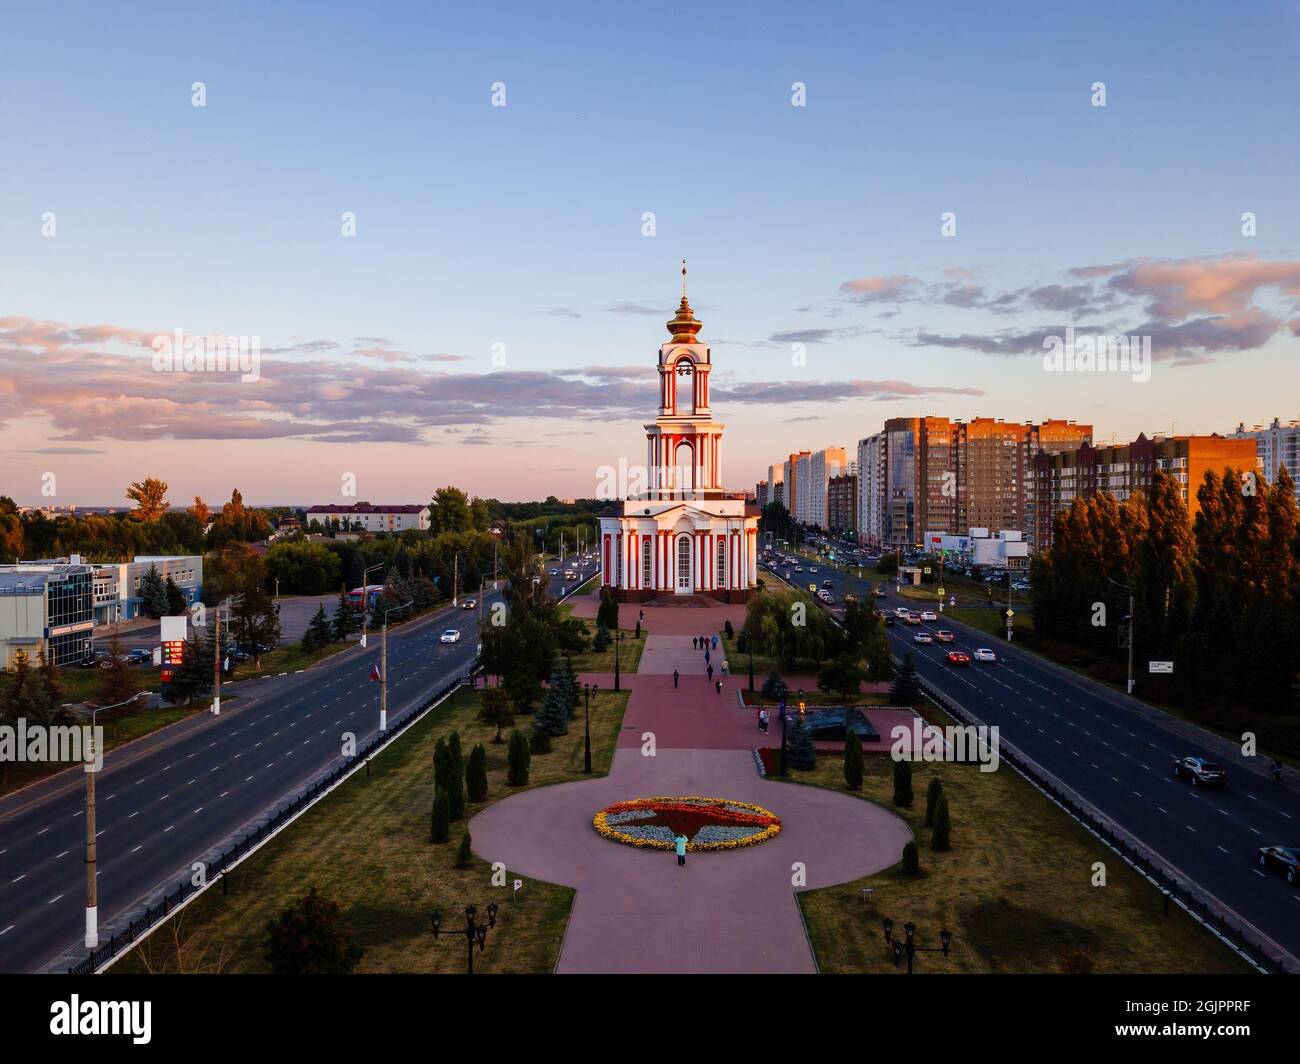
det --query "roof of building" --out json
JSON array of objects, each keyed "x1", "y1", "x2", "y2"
[
  {"x1": 0, "y1": 563, "x2": 91, "y2": 592},
  {"x1": 305, "y1": 504, "x2": 428, "y2": 515}
]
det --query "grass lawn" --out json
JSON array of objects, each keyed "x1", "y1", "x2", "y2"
[
  {"x1": 109, "y1": 683, "x2": 631, "y2": 974},
  {"x1": 557, "y1": 606, "x2": 646, "y2": 674},
  {"x1": 786, "y1": 714, "x2": 1253, "y2": 974},
  {"x1": 234, "y1": 637, "x2": 354, "y2": 680}
]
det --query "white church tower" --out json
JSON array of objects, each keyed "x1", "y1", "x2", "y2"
[{"x1": 600, "y1": 262, "x2": 760, "y2": 601}]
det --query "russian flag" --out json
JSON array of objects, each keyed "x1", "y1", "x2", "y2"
[{"x1": 369, "y1": 663, "x2": 381, "y2": 682}]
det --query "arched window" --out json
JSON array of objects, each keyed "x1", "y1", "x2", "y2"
[
  {"x1": 674, "y1": 441, "x2": 694, "y2": 499},
  {"x1": 642, "y1": 537, "x2": 652, "y2": 587},
  {"x1": 716, "y1": 537, "x2": 727, "y2": 588},
  {"x1": 677, "y1": 535, "x2": 692, "y2": 590}
]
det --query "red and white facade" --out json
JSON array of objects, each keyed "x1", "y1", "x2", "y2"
[{"x1": 599, "y1": 270, "x2": 760, "y2": 602}]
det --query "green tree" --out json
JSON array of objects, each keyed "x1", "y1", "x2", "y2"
[
  {"x1": 476, "y1": 686, "x2": 514, "y2": 743},
  {"x1": 96, "y1": 629, "x2": 139, "y2": 707},
  {"x1": 843, "y1": 729, "x2": 864, "y2": 790},
  {"x1": 265, "y1": 540, "x2": 343, "y2": 596},
  {"x1": 931, "y1": 794, "x2": 952, "y2": 850},
  {"x1": 925, "y1": 775, "x2": 944, "y2": 827},
  {"x1": 331, "y1": 588, "x2": 358, "y2": 642},
  {"x1": 429, "y1": 487, "x2": 473, "y2": 535},
  {"x1": 166, "y1": 634, "x2": 211, "y2": 705},
  {"x1": 761, "y1": 669, "x2": 789, "y2": 703},
  {"x1": 263, "y1": 887, "x2": 363, "y2": 974},
  {"x1": 506, "y1": 729, "x2": 531, "y2": 786},
  {"x1": 430, "y1": 787, "x2": 450, "y2": 843},
  {"x1": 889, "y1": 651, "x2": 921, "y2": 706},
  {"x1": 455, "y1": 831, "x2": 473, "y2": 869},
  {"x1": 892, "y1": 758, "x2": 914, "y2": 807},
  {"x1": 466, "y1": 743, "x2": 488, "y2": 802},
  {"x1": 817, "y1": 654, "x2": 865, "y2": 701},
  {"x1": 301, "y1": 604, "x2": 332, "y2": 653},
  {"x1": 532, "y1": 661, "x2": 570, "y2": 739},
  {"x1": 787, "y1": 712, "x2": 816, "y2": 770},
  {"x1": 164, "y1": 575, "x2": 187, "y2": 615},
  {"x1": 139, "y1": 564, "x2": 168, "y2": 619},
  {"x1": 901, "y1": 840, "x2": 920, "y2": 875},
  {"x1": 445, "y1": 731, "x2": 466, "y2": 821}
]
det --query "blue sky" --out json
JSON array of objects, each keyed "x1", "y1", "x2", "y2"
[{"x1": 2, "y1": 1, "x2": 1298, "y2": 504}]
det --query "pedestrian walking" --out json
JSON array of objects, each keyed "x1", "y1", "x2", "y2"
[
  {"x1": 673, "y1": 668, "x2": 680, "y2": 688},
  {"x1": 705, "y1": 650, "x2": 711, "y2": 666},
  {"x1": 711, "y1": 634, "x2": 718, "y2": 651},
  {"x1": 692, "y1": 636, "x2": 699, "y2": 650},
  {"x1": 760, "y1": 708, "x2": 769, "y2": 733},
  {"x1": 639, "y1": 608, "x2": 644, "y2": 623},
  {"x1": 707, "y1": 663, "x2": 714, "y2": 682},
  {"x1": 715, "y1": 679, "x2": 723, "y2": 696},
  {"x1": 674, "y1": 833, "x2": 688, "y2": 867},
  {"x1": 720, "y1": 660, "x2": 728, "y2": 675}
]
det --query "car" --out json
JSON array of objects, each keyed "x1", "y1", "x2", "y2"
[
  {"x1": 844, "y1": 592, "x2": 858, "y2": 603},
  {"x1": 913, "y1": 632, "x2": 933, "y2": 645},
  {"x1": 1172, "y1": 756, "x2": 1228, "y2": 787},
  {"x1": 461, "y1": 598, "x2": 477, "y2": 609},
  {"x1": 946, "y1": 650, "x2": 971, "y2": 666},
  {"x1": 440, "y1": 629, "x2": 462, "y2": 644},
  {"x1": 871, "y1": 587, "x2": 886, "y2": 598},
  {"x1": 883, "y1": 615, "x2": 896, "y2": 627},
  {"x1": 1258, "y1": 846, "x2": 1300, "y2": 885},
  {"x1": 549, "y1": 568, "x2": 559, "y2": 575},
  {"x1": 821, "y1": 593, "x2": 835, "y2": 605},
  {"x1": 564, "y1": 570, "x2": 578, "y2": 579},
  {"x1": 127, "y1": 648, "x2": 151, "y2": 664},
  {"x1": 934, "y1": 630, "x2": 955, "y2": 643},
  {"x1": 920, "y1": 610, "x2": 938, "y2": 622},
  {"x1": 809, "y1": 567, "x2": 819, "y2": 574},
  {"x1": 894, "y1": 607, "x2": 910, "y2": 618},
  {"x1": 973, "y1": 648, "x2": 998, "y2": 663},
  {"x1": 904, "y1": 613, "x2": 922, "y2": 625},
  {"x1": 795, "y1": 565, "x2": 804, "y2": 572}
]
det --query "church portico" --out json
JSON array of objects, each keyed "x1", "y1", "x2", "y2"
[{"x1": 600, "y1": 263, "x2": 760, "y2": 604}]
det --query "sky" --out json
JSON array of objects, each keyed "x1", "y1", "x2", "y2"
[{"x1": 2, "y1": 0, "x2": 1298, "y2": 506}]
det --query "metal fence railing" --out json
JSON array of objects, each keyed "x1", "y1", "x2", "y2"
[{"x1": 68, "y1": 669, "x2": 478, "y2": 975}]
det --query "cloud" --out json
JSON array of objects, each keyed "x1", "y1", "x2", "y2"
[
  {"x1": 838, "y1": 275, "x2": 920, "y2": 304},
  {"x1": 545, "y1": 307, "x2": 583, "y2": 318},
  {"x1": 603, "y1": 302, "x2": 664, "y2": 316}
]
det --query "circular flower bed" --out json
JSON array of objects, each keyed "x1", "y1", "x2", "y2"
[{"x1": 593, "y1": 796, "x2": 781, "y2": 851}]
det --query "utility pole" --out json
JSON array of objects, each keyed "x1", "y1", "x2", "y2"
[
  {"x1": 360, "y1": 562, "x2": 383, "y2": 649},
  {"x1": 380, "y1": 613, "x2": 389, "y2": 731},
  {"x1": 1126, "y1": 591, "x2": 1135, "y2": 695}
]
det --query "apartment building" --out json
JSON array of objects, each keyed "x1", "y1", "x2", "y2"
[
  {"x1": 805, "y1": 447, "x2": 848, "y2": 530},
  {"x1": 782, "y1": 451, "x2": 810, "y2": 521},
  {"x1": 767, "y1": 463, "x2": 785, "y2": 509},
  {"x1": 827, "y1": 473, "x2": 858, "y2": 536},
  {"x1": 305, "y1": 503, "x2": 431, "y2": 533},
  {"x1": 1230, "y1": 418, "x2": 1300, "y2": 501},
  {"x1": 1032, "y1": 433, "x2": 1258, "y2": 549},
  {"x1": 856, "y1": 432, "x2": 887, "y2": 550}
]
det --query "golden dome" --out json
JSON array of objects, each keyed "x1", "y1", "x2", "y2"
[{"x1": 666, "y1": 259, "x2": 703, "y2": 342}]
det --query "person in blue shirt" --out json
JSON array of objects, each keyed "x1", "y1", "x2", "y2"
[{"x1": 674, "y1": 834, "x2": 688, "y2": 867}]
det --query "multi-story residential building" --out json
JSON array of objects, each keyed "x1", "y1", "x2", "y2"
[
  {"x1": 767, "y1": 463, "x2": 785, "y2": 509},
  {"x1": 305, "y1": 503, "x2": 431, "y2": 533},
  {"x1": 859, "y1": 417, "x2": 1091, "y2": 553},
  {"x1": 0, "y1": 560, "x2": 95, "y2": 668},
  {"x1": 1032, "y1": 433, "x2": 1258, "y2": 549},
  {"x1": 1230, "y1": 418, "x2": 1300, "y2": 500},
  {"x1": 755, "y1": 480, "x2": 769, "y2": 507},
  {"x1": 805, "y1": 447, "x2": 848, "y2": 530},
  {"x1": 827, "y1": 473, "x2": 858, "y2": 536},
  {"x1": 856, "y1": 432, "x2": 887, "y2": 549},
  {"x1": 782, "y1": 451, "x2": 810, "y2": 522}
]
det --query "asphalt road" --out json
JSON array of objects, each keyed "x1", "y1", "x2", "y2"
[
  {"x1": 0, "y1": 561, "x2": 595, "y2": 973},
  {"x1": 767, "y1": 555, "x2": 1300, "y2": 968}
]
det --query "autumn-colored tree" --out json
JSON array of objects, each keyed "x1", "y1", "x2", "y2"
[
  {"x1": 126, "y1": 477, "x2": 170, "y2": 521},
  {"x1": 190, "y1": 496, "x2": 211, "y2": 526}
]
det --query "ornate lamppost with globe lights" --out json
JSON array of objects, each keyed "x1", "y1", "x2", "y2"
[
  {"x1": 881, "y1": 917, "x2": 952, "y2": 974},
  {"x1": 431, "y1": 902, "x2": 498, "y2": 975}
]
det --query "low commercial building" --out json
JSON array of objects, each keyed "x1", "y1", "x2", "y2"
[
  {"x1": 0, "y1": 561, "x2": 95, "y2": 668},
  {"x1": 306, "y1": 503, "x2": 431, "y2": 533},
  {"x1": 923, "y1": 528, "x2": 1029, "y2": 571}
]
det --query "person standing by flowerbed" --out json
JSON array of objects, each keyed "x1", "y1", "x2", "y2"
[{"x1": 674, "y1": 833, "x2": 688, "y2": 867}]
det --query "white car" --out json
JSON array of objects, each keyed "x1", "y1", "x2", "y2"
[
  {"x1": 461, "y1": 598, "x2": 477, "y2": 610},
  {"x1": 921, "y1": 610, "x2": 938, "y2": 622},
  {"x1": 973, "y1": 648, "x2": 997, "y2": 663},
  {"x1": 894, "y1": 607, "x2": 910, "y2": 618},
  {"x1": 440, "y1": 629, "x2": 462, "y2": 644},
  {"x1": 913, "y1": 632, "x2": 933, "y2": 645}
]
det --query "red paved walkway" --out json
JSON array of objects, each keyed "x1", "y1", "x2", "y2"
[{"x1": 469, "y1": 629, "x2": 912, "y2": 973}]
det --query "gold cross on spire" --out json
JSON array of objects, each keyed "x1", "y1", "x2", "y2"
[{"x1": 681, "y1": 258, "x2": 687, "y2": 299}]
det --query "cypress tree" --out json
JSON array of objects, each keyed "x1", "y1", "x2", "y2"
[
  {"x1": 901, "y1": 840, "x2": 919, "y2": 875},
  {"x1": 445, "y1": 730, "x2": 466, "y2": 821},
  {"x1": 332, "y1": 588, "x2": 357, "y2": 641},
  {"x1": 455, "y1": 831, "x2": 473, "y2": 869},
  {"x1": 430, "y1": 786, "x2": 450, "y2": 843},
  {"x1": 931, "y1": 794, "x2": 951, "y2": 851},
  {"x1": 164, "y1": 575, "x2": 187, "y2": 615},
  {"x1": 892, "y1": 758, "x2": 914, "y2": 807},
  {"x1": 433, "y1": 736, "x2": 450, "y2": 795},
  {"x1": 925, "y1": 775, "x2": 944, "y2": 827},
  {"x1": 532, "y1": 663, "x2": 570, "y2": 739},
  {"x1": 843, "y1": 729, "x2": 864, "y2": 790},
  {"x1": 139, "y1": 564, "x2": 169, "y2": 619},
  {"x1": 507, "y1": 728, "x2": 531, "y2": 785},
  {"x1": 466, "y1": 743, "x2": 488, "y2": 802}
]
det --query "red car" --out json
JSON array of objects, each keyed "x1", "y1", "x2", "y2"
[{"x1": 946, "y1": 650, "x2": 971, "y2": 666}]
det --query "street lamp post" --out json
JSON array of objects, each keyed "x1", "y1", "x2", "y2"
[
  {"x1": 452, "y1": 548, "x2": 470, "y2": 608},
  {"x1": 431, "y1": 902, "x2": 498, "y2": 975},
  {"x1": 613, "y1": 630, "x2": 625, "y2": 692},
  {"x1": 1107, "y1": 576, "x2": 1136, "y2": 695},
  {"x1": 582, "y1": 682, "x2": 598, "y2": 774},
  {"x1": 377, "y1": 599, "x2": 412, "y2": 732},
  {"x1": 746, "y1": 626, "x2": 755, "y2": 693},
  {"x1": 778, "y1": 697, "x2": 788, "y2": 777},
  {"x1": 359, "y1": 562, "x2": 384, "y2": 648},
  {"x1": 882, "y1": 917, "x2": 953, "y2": 975}
]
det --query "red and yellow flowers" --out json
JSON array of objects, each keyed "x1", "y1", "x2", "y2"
[{"x1": 593, "y1": 795, "x2": 782, "y2": 851}]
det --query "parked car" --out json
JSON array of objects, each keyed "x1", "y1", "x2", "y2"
[
  {"x1": 920, "y1": 610, "x2": 938, "y2": 622},
  {"x1": 913, "y1": 632, "x2": 933, "y2": 645},
  {"x1": 461, "y1": 598, "x2": 477, "y2": 609},
  {"x1": 126, "y1": 648, "x2": 152, "y2": 665},
  {"x1": 1257, "y1": 846, "x2": 1300, "y2": 885},
  {"x1": 1172, "y1": 756, "x2": 1228, "y2": 787},
  {"x1": 946, "y1": 650, "x2": 971, "y2": 666},
  {"x1": 440, "y1": 629, "x2": 462, "y2": 644},
  {"x1": 934, "y1": 630, "x2": 955, "y2": 643},
  {"x1": 973, "y1": 648, "x2": 998, "y2": 663}
]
